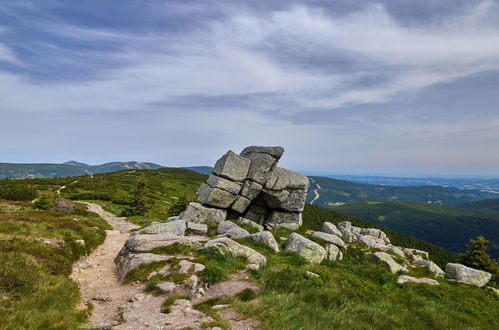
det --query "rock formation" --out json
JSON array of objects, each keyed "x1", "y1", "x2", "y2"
[{"x1": 182, "y1": 146, "x2": 309, "y2": 230}]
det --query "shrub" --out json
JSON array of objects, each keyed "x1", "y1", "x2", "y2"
[
  {"x1": 199, "y1": 259, "x2": 225, "y2": 285},
  {"x1": 458, "y1": 235, "x2": 499, "y2": 288},
  {"x1": 33, "y1": 192, "x2": 55, "y2": 210}
]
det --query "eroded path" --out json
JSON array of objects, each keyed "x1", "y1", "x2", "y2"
[{"x1": 70, "y1": 202, "x2": 141, "y2": 327}]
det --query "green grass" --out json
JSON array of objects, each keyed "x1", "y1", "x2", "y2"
[
  {"x1": 123, "y1": 260, "x2": 169, "y2": 283},
  {"x1": 196, "y1": 250, "x2": 248, "y2": 285},
  {"x1": 161, "y1": 294, "x2": 191, "y2": 313},
  {"x1": 0, "y1": 199, "x2": 108, "y2": 328}
]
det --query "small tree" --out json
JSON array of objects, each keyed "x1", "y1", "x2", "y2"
[
  {"x1": 121, "y1": 181, "x2": 148, "y2": 216},
  {"x1": 458, "y1": 235, "x2": 499, "y2": 288}
]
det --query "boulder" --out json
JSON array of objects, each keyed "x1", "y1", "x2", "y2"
[
  {"x1": 339, "y1": 228, "x2": 356, "y2": 243},
  {"x1": 180, "y1": 202, "x2": 227, "y2": 224},
  {"x1": 445, "y1": 263, "x2": 492, "y2": 287},
  {"x1": 203, "y1": 237, "x2": 266, "y2": 267},
  {"x1": 187, "y1": 222, "x2": 208, "y2": 235},
  {"x1": 196, "y1": 184, "x2": 238, "y2": 208},
  {"x1": 217, "y1": 221, "x2": 250, "y2": 240},
  {"x1": 312, "y1": 232, "x2": 347, "y2": 249},
  {"x1": 403, "y1": 248, "x2": 429, "y2": 260},
  {"x1": 326, "y1": 244, "x2": 343, "y2": 261},
  {"x1": 155, "y1": 281, "x2": 177, "y2": 294},
  {"x1": 265, "y1": 167, "x2": 309, "y2": 191},
  {"x1": 178, "y1": 260, "x2": 205, "y2": 274},
  {"x1": 116, "y1": 253, "x2": 170, "y2": 281},
  {"x1": 321, "y1": 222, "x2": 343, "y2": 238},
  {"x1": 250, "y1": 231, "x2": 280, "y2": 253},
  {"x1": 284, "y1": 233, "x2": 327, "y2": 264},
  {"x1": 280, "y1": 189, "x2": 307, "y2": 212},
  {"x1": 240, "y1": 180, "x2": 263, "y2": 200},
  {"x1": 413, "y1": 259, "x2": 445, "y2": 277},
  {"x1": 120, "y1": 234, "x2": 205, "y2": 253},
  {"x1": 359, "y1": 235, "x2": 386, "y2": 248},
  {"x1": 230, "y1": 195, "x2": 252, "y2": 213},
  {"x1": 140, "y1": 220, "x2": 186, "y2": 236},
  {"x1": 242, "y1": 152, "x2": 278, "y2": 185},
  {"x1": 388, "y1": 246, "x2": 406, "y2": 259},
  {"x1": 213, "y1": 150, "x2": 251, "y2": 182},
  {"x1": 337, "y1": 221, "x2": 352, "y2": 231},
  {"x1": 237, "y1": 217, "x2": 264, "y2": 232},
  {"x1": 266, "y1": 210, "x2": 302, "y2": 230},
  {"x1": 372, "y1": 252, "x2": 408, "y2": 274},
  {"x1": 397, "y1": 275, "x2": 439, "y2": 285},
  {"x1": 240, "y1": 146, "x2": 285, "y2": 159},
  {"x1": 207, "y1": 174, "x2": 242, "y2": 194}
]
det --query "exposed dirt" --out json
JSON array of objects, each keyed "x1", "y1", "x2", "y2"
[{"x1": 310, "y1": 183, "x2": 321, "y2": 205}]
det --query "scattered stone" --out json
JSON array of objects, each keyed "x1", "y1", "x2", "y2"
[
  {"x1": 75, "y1": 239, "x2": 85, "y2": 246},
  {"x1": 92, "y1": 294, "x2": 111, "y2": 301},
  {"x1": 120, "y1": 233, "x2": 205, "y2": 254},
  {"x1": 312, "y1": 231, "x2": 347, "y2": 249},
  {"x1": 180, "y1": 202, "x2": 227, "y2": 223},
  {"x1": 154, "y1": 281, "x2": 177, "y2": 294},
  {"x1": 339, "y1": 228, "x2": 356, "y2": 243},
  {"x1": 445, "y1": 263, "x2": 492, "y2": 287},
  {"x1": 116, "y1": 253, "x2": 170, "y2": 281},
  {"x1": 178, "y1": 260, "x2": 205, "y2": 274},
  {"x1": 413, "y1": 259, "x2": 445, "y2": 277},
  {"x1": 326, "y1": 244, "x2": 343, "y2": 261},
  {"x1": 321, "y1": 222, "x2": 343, "y2": 238},
  {"x1": 250, "y1": 231, "x2": 280, "y2": 253},
  {"x1": 397, "y1": 275, "x2": 439, "y2": 285},
  {"x1": 140, "y1": 220, "x2": 186, "y2": 236},
  {"x1": 388, "y1": 246, "x2": 406, "y2": 259},
  {"x1": 237, "y1": 217, "x2": 264, "y2": 232},
  {"x1": 212, "y1": 304, "x2": 231, "y2": 310},
  {"x1": 306, "y1": 271, "x2": 320, "y2": 278},
  {"x1": 166, "y1": 216, "x2": 180, "y2": 222},
  {"x1": 358, "y1": 235, "x2": 386, "y2": 248},
  {"x1": 204, "y1": 237, "x2": 267, "y2": 267},
  {"x1": 217, "y1": 221, "x2": 250, "y2": 240},
  {"x1": 187, "y1": 222, "x2": 208, "y2": 235},
  {"x1": 487, "y1": 286, "x2": 499, "y2": 295},
  {"x1": 82, "y1": 320, "x2": 119, "y2": 329},
  {"x1": 372, "y1": 252, "x2": 408, "y2": 274},
  {"x1": 185, "y1": 274, "x2": 198, "y2": 288},
  {"x1": 337, "y1": 221, "x2": 352, "y2": 231},
  {"x1": 284, "y1": 233, "x2": 327, "y2": 264}
]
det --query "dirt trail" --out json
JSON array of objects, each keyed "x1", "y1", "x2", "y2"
[
  {"x1": 310, "y1": 183, "x2": 321, "y2": 205},
  {"x1": 70, "y1": 202, "x2": 141, "y2": 326}
]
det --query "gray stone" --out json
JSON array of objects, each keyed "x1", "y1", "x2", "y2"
[
  {"x1": 337, "y1": 221, "x2": 352, "y2": 231},
  {"x1": 284, "y1": 233, "x2": 327, "y2": 264},
  {"x1": 217, "y1": 221, "x2": 250, "y2": 240},
  {"x1": 203, "y1": 237, "x2": 267, "y2": 267},
  {"x1": 388, "y1": 246, "x2": 406, "y2": 259},
  {"x1": 75, "y1": 239, "x2": 85, "y2": 246},
  {"x1": 180, "y1": 202, "x2": 227, "y2": 223},
  {"x1": 237, "y1": 217, "x2": 264, "y2": 232},
  {"x1": 266, "y1": 210, "x2": 302, "y2": 229},
  {"x1": 359, "y1": 235, "x2": 386, "y2": 248},
  {"x1": 280, "y1": 189, "x2": 307, "y2": 212},
  {"x1": 240, "y1": 146, "x2": 285, "y2": 159},
  {"x1": 244, "y1": 152, "x2": 278, "y2": 185},
  {"x1": 445, "y1": 263, "x2": 492, "y2": 287},
  {"x1": 397, "y1": 275, "x2": 439, "y2": 285},
  {"x1": 207, "y1": 174, "x2": 242, "y2": 194},
  {"x1": 372, "y1": 252, "x2": 408, "y2": 274},
  {"x1": 116, "y1": 253, "x2": 170, "y2": 281},
  {"x1": 140, "y1": 220, "x2": 186, "y2": 236},
  {"x1": 82, "y1": 320, "x2": 119, "y2": 329},
  {"x1": 120, "y1": 233, "x2": 206, "y2": 253},
  {"x1": 196, "y1": 184, "x2": 238, "y2": 208},
  {"x1": 250, "y1": 231, "x2": 280, "y2": 253},
  {"x1": 213, "y1": 150, "x2": 251, "y2": 182},
  {"x1": 339, "y1": 228, "x2": 356, "y2": 243},
  {"x1": 154, "y1": 281, "x2": 177, "y2": 294},
  {"x1": 321, "y1": 222, "x2": 343, "y2": 238},
  {"x1": 414, "y1": 259, "x2": 445, "y2": 277},
  {"x1": 360, "y1": 228, "x2": 390, "y2": 243},
  {"x1": 326, "y1": 244, "x2": 343, "y2": 261},
  {"x1": 266, "y1": 167, "x2": 309, "y2": 190},
  {"x1": 240, "y1": 180, "x2": 263, "y2": 200},
  {"x1": 312, "y1": 231, "x2": 347, "y2": 249},
  {"x1": 166, "y1": 216, "x2": 180, "y2": 222},
  {"x1": 403, "y1": 248, "x2": 429, "y2": 260},
  {"x1": 178, "y1": 260, "x2": 205, "y2": 274},
  {"x1": 262, "y1": 189, "x2": 290, "y2": 208},
  {"x1": 187, "y1": 222, "x2": 208, "y2": 235},
  {"x1": 230, "y1": 195, "x2": 252, "y2": 213}
]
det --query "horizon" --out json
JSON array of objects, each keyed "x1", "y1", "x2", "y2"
[{"x1": 2, "y1": 1, "x2": 499, "y2": 176}]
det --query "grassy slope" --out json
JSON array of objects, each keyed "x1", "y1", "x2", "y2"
[
  {"x1": 0, "y1": 200, "x2": 111, "y2": 328},
  {"x1": 458, "y1": 198, "x2": 499, "y2": 212},
  {"x1": 332, "y1": 201, "x2": 499, "y2": 257},
  {"x1": 308, "y1": 176, "x2": 498, "y2": 206}
]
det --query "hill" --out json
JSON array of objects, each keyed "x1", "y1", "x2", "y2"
[
  {"x1": 332, "y1": 201, "x2": 499, "y2": 257},
  {"x1": 0, "y1": 161, "x2": 164, "y2": 179},
  {"x1": 181, "y1": 166, "x2": 213, "y2": 175},
  {"x1": 307, "y1": 176, "x2": 498, "y2": 206},
  {"x1": 457, "y1": 198, "x2": 499, "y2": 212}
]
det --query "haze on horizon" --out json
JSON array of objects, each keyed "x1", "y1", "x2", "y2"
[{"x1": 1, "y1": 0, "x2": 499, "y2": 177}]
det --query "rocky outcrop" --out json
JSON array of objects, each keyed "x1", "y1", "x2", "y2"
[
  {"x1": 203, "y1": 237, "x2": 267, "y2": 268},
  {"x1": 180, "y1": 146, "x2": 308, "y2": 230},
  {"x1": 445, "y1": 263, "x2": 492, "y2": 287},
  {"x1": 139, "y1": 220, "x2": 186, "y2": 236},
  {"x1": 284, "y1": 233, "x2": 326, "y2": 264}
]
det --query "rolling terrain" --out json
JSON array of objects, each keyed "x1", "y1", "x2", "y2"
[
  {"x1": 332, "y1": 201, "x2": 499, "y2": 257},
  {"x1": 307, "y1": 176, "x2": 498, "y2": 206}
]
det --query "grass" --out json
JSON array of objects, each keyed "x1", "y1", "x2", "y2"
[
  {"x1": 161, "y1": 294, "x2": 191, "y2": 313},
  {"x1": 123, "y1": 260, "x2": 169, "y2": 283},
  {"x1": 196, "y1": 249, "x2": 248, "y2": 285},
  {"x1": 0, "y1": 199, "x2": 108, "y2": 328},
  {"x1": 150, "y1": 242, "x2": 195, "y2": 255}
]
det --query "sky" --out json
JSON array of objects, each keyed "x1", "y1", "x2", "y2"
[{"x1": 1, "y1": 0, "x2": 499, "y2": 177}]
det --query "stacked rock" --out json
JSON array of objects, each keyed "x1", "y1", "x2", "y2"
[{"x1": 182, "y1": 146, "x2": 309, "y2": 230}]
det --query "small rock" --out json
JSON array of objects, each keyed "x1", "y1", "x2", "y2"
[
  {"x1": 397, "y1": 275, "x2": 439, "y2": 285},
  {"x1": 187, "y1": 222, "x2": 208, "y2": 235},
  {"x1": 203, "y1": 237, "x2": 267, "y2": 267},
  {"x1": 337, "y1": 221, "x2": 352, "y2": 231},
  {"x1": 92, "y1": 294, "x2": 111, "y2": 301},
  {"x1": 321, "y1": 222, "x2": 343, "y2": 238},
  {"x1": 155, "y1": 281, "x2": 177, "y2": 294},
  {"x1": 237, "y1": 217, "x2": 264, "y2": 232},
  {"x1": 75, "y1": 239, "x2": 85, "y2": 246},
  {"x1": 250, "y1": 231, "x2": 280, "y2": 253},
  {"x1": 306, "y1": 271, "x2": 320, "y2": 278},
  {"x1": 185, "y1": 274, "x2": 198, "y2": 288},
  {"x1": 312, "y1": 231, "x2": 347, "y2": 249},
  {"x1": 339, "y1": 228, "x2": 356, "y2": 243},
  {"x1": 326, "y1": 244, "x2": 343, "y2": 261},
  {"x1": 212, "y1": 304, "x2": 231, "y2": 310}
]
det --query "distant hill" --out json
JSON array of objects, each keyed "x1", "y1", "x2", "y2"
[
  {"x1": 332, "y1": 201, "x2": 499, "y2": 257},
  {"x1": 307, "y1": 176, "x2": 498, "y2": 206},
  {"x1": 0, "y1": 161, "x2": 164, "y2": 179},
  {"x1": 181, "y1": 166, "x2": 213, "y2": 175},
  {"x1": 457, "y1": 198, "x2": 499, "y2": 212}
]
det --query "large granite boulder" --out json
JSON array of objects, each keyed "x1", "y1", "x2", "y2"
[
  {"x1": 284, "y1": 233, "x2": 326, "y2": 264},
  {"x1": 217, "y1": 221, "x2": 250, "y2": 240},
  {"x1": 372, "y1": 252, "x2": 408, "y2": 274},
  {"x1": 413, "y1": 259, "x2": 445, "y2": 277},
  {"x1": 190, "y1": 146, "x2": 308, "y2": 230},
  {"x1": 140, "y1": 220, "x2": 186, "y2": 236},
  {"x1": 312, "y1": 231, "x2": 347, "y2": 249},
  {"x1": 321, "y1": 222, "x2": 343, "y2": 238},
  {"x1": 250, "y1": 231, "x2": 280, "y2": 253},
  {"x1": 445, "y1": 263, "x2": 492, "y2": 287},
  {"x1": 203, "y1": 237, "x2": 266, "y2": 267},
  {"x1": 180, "y1": 202, "x2": 227, "y2": 224}
]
